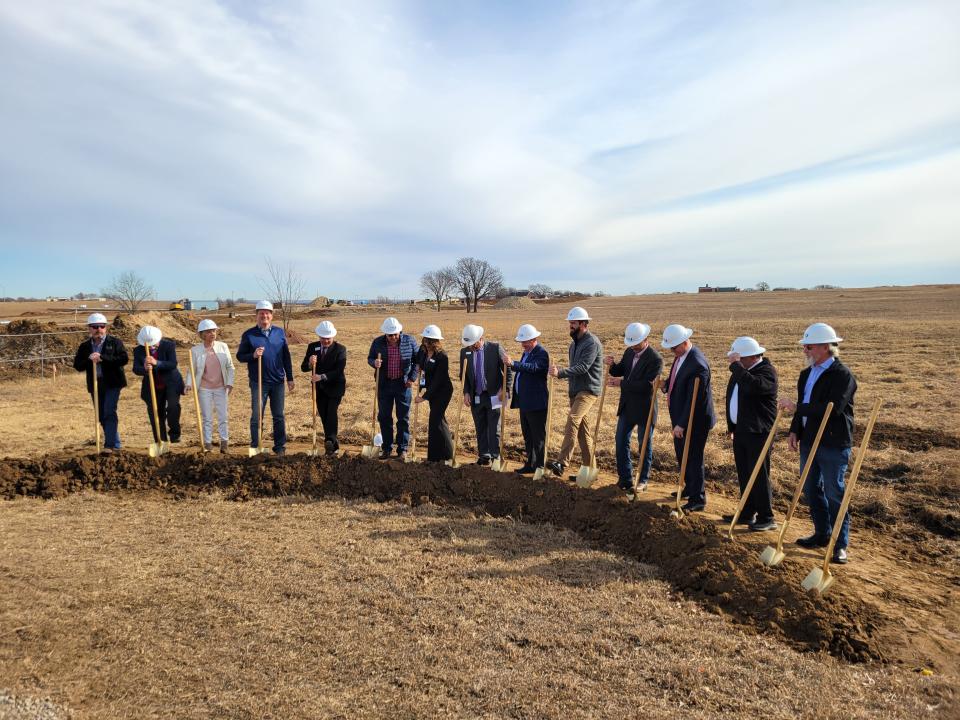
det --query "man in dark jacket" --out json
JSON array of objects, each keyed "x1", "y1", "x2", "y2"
[
  {"x1": 301, "y1": 321, "x2": 346, "y2": 455},
  {"x1": 661, "y1": 324, "x2": 716, "y2": 512},
  {"x1": 132, "y1": 325, "x2": 184, "y2": 444},
  {"x1": 73, "y1": 312, "x2": 128, "y2": 451},
  {"x1": 724, "y1": 336, "x2": 778, "y2": 531},
  {"x1": 503, "y1": 323, "x2": 549, "y2": 473},
  {"x1": 607, "y1": 322, "x2": 663, "y2": 494},
  {"x1": 459, "y1": 323, "x2": 511, "y2": 466},
  {"x1": 367, "y1": 317, "x2": 418, "y2": 459},
  {"x1": 779, "y1": 323, "x2": 857, "y2": 564}
]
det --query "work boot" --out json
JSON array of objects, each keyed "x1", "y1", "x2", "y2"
[
  {"x1": 203, "y1": 443, "x2": 213, "y2": 452},
  {"x1": 748, "y1": 519, "x2": 778, "y2": 532},
  {"x1": 220, "y1": 440, "x2": 228, "y2": 454},
  {"x1": 378, "y1": 449, "x2": 392, "y2": 460},
  {"x1": 324, "y1": 439, "x2": 336, "y2": 456},
  {"x1": 831, "y1": 548, "x2": 849, "y2": 564},
  {"x1": 796, "y1": 534, "x2": 830, "y2": 548}
]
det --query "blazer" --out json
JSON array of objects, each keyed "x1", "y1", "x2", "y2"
[
  {"x1": 367, "y1": 334, "x2": 418, "y2": 383},
  {"x1": 509, "y1": 343, "x2": 549, "y2": 412},
  {"x1": 725, "y1": 357, "x2": 778, "y2": 435},
  {"x1": 420, "y1": 349, "x2": 453, "y2": 402},
  {"x1": 185, "y1": 341, "x2": 236, "y2": 390},
  {"x1": 73, "y1": 335, "x2": 128, "y2": 392},
  {"x1": 300, "y1": 341, "x2": 347, "y2": 398},
  {"x1": 609, "y1": 345, "x2": 663, "y2": 423},
  {"x1": 663, "y1": 344, "x2": 716, "y2": 433},
  {"x1": 132, "y1": 339, "x2": 184, "y2": 401},
  {"x1": 460, "y1": 341, "x2": 511, "y2": 399},
  {"x1": 788, "y1": 358, "x2": 857, "y2": 448}
]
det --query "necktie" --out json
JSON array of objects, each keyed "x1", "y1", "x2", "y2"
[{"x1": 668, "y1": 358, "x2": 680, "y2": 396}]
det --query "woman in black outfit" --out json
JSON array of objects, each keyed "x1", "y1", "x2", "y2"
[{"x1": 414, "y1": 325, "x2": 454, "y2": 462}]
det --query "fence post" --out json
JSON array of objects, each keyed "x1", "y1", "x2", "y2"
[{"x1": 40, "y1": 333, "x2": 44, "y2": 377}]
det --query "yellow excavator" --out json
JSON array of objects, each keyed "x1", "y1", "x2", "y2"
[{"x1": 169, "y1": 298, "x2": 187, "y2": 311}]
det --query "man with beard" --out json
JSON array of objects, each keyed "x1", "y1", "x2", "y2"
[{"x1": 73, "y1": 312, "x2": 128, "y2": 451}]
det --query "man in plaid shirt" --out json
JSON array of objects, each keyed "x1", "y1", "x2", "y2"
[{"x1": 367, "y1": 317, "x2": 419, "y2": 459}]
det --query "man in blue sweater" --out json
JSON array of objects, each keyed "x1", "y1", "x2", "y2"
[
  {"x1": 236, "y1": 300, "x2": 294, "y2": 455},
  {"x1": 368, "y1": 317, "x2": 418, "y2": 459}
]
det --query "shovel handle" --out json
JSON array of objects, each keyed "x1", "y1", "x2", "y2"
[
  {"x1": 187, "y1": 348, "x2": 204, "y2": 452},
  {"x1": 590, "y1": 357, "x2": 609, "y2": 469},
  {"x1": 728, "y1": 408, "x2": 783, "y2": 539},
  {"x1": 370, "y1": 353, "x2": 381, "y2": 436},
  {"x1": 92, "y1": 360, "x2": 101, "y2": 454},
  {"x1": 674, "y1": 376, "x2": 700, "y2": 513},
  {"x1": 633, "y1": 376, "x2": 660, "y2": 491},
  {"x1": 409, "y1": 369, "x2": 423, "y2": 460},
  {"x1": 542, "y1": 374, "x2": 555, "y2": 468},
  {"x1": 311, "y1": 371, "x2": 317, "y2": 453},
  {"x1": 145, "y1": 345, "x2": 163, "y2": 446}
]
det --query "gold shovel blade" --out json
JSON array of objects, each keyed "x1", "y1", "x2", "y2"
[
  {"x1": 247, "y1": 446, "x2": 261, "y2": 457},
  {"x1": 360, "y1": 445, "x2": 378, "y2": 458},
  {"x1": 490, "y1": 458, "x2": 507, "y2": 472},
  {"x1": 148, "y1": 443, "x2": 160, "y2": 458},
  {"x1": 445, "y1": 458, "x2": 459, "y2": 468},
  {"x1": 575, "y1": 465, "x2": 597, "y2": 488},
  {"x1": 759, "y1": 546, "x2": 784, "y2": 567},
  {"x1": 532, "y1": 467, "x2": 544, "y2": 480},
  {"x1": 801, "y1": 566, "x2": 834, "y2": 594}
]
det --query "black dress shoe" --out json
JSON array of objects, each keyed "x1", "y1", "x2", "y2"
[
  {"x1": 831, "y1": 548, "x2": 848, "y2": 564},
  {"x1": 748, "y1": 519, "x2": 778, "y2": 532},
  {"x1": 378, "y1": 450, "x2": 392, "y2": 460},
  {"x1": 796, "y1": 534, "x2": 830, "y2": 548},
  {"x1": 477, "y1": 457, "x2": 491, "y2": 466},
  {"x1": 722, "y1": 513, "x2": 756, "y2": 525},
  {"x1": 515, "y1": 465, "x2": 535, "y2": 474},
  {"x1": 681, "y1": 502, "x2": 705, "y2": 513}
]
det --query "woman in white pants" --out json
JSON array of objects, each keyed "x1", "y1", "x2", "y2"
[{"x1": 185, "y1": 319, "x2": 235, "y2": 452}]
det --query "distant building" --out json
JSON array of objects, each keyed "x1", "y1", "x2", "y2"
[
  {"x1": 184, "y1": 299, "x2": 220, "y2": 311},
  {"x1": 698, "y1": 284, "x2": 740, "y2": 293}
]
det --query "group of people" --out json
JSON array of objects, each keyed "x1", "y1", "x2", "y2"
[{"x1": 73, "y1": 303, "x2": 859, "y2": 565}]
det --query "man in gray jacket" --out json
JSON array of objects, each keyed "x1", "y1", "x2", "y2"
[{"x1": 547, "y1": 306, "x2": 603, "y2": 478}]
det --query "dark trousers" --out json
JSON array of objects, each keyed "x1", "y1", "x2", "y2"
[
  {"x1": 470, "y1": 395, "x2": 501, "y2": 459},
  {"x1": 315, "y1": 391, "x2": 341, "y2": 449},
  {"x1": 250, "y1": 382, "x2": 286, "y2": 452},
  {"x1": 378, "y1": 379, "x2": 411, "y2": 454},
  {"x1": 92, "y1": 385, "x2": 122, "y2": 449},
  {"x1": 673, "y1": 428, "x2": 709, "y2": 505},
  {"x1": 145, "y1": 383, "x2": 182, "y2": 443},
  {"x1": 426, "y1": 392, "x2": 453, "y2": 461},
  {"x1": 519, "y1": 409, "x2": 547, "y2": 468},
  {"x1": 615, "y1": 409, "x2": 657, "y2": 487},
  {"x1": 733, "y1": 430, "x2": 774, "y2": 522}
]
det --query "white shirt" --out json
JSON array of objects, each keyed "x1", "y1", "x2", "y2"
[{"x1": 729, "y1": 357, "x2": 763, "y2": 425}]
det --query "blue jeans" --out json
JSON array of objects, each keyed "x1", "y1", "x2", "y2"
[
  {"x1": 94, "y1": 386, "x2": 122, "y2": 449},
  {"x1": 250, "y1": 382, "x2": 286, "y2": 452},
  {"x1": 800, "y1": 444, "x2": 852, "y2": 548},
  {"x1": 615, "y1": 411, "x2": 656, "y2": 486},
  {"x1": 378, "y1": 379, "x2": 411, "y2": 453}
]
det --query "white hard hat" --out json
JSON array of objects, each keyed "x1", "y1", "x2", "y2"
[
  {"x1": 728, "y1": 336, "x2": 765, "y2": 357},
  {"x1": 380, "y1": 317, "x2": 403, "y2": 334},
  {"x1": 515, "y1": 324, "x2": 541, "y2": 342},
  {"x1": 86, "y1": 312, "x2": 108, "y2": 326},
  {"x1": 461, "y1": 324, "x2": 484, "y2": 346},
  {"x1": 566, "y1": 306, "x2": 591, "y2": 321},
  {"x1": 624, "y1": 322, "x2": 651, "y2": 346},
  {"x1": 255, "y1": 300, "x2": 274, "y2": 311},
  {"x1": 421, "y1": 324, "x2": 444, "y2": 340},
  {"x1": 315, "y1": 321, "x2": 337, "y2": 338},
  {"x1": 800, "y1": 323, "x2": 842, "y2": 345},
  {"x1": 661, "y1": 324, "x2": 694, "y2": 348},
  {"x1": 197, "y1": 319, "x2": 218, "y2": 333},
  {"x1": 137, "y1": 325, "x2": 163, "y2": 347}
]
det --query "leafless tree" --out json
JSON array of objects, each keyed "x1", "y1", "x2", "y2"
[
  {"x1": 454, "y1": 257, "x2": 504, "y2": 313},
  {"x1": 258, "y1": 257, "x2": 306, "y2": 332},
  {"x1": 419, "y1": 267, "x2": 457, "y2": 311},
  {"x1": 528, "y1": 283, "x2": 552, "y2": 298},
  {"x1": 102, "y1": 271, "x2": 154, "y2": 313},
  {"x1": 756, "y1": 281, "x2": 770, "y2": 292}
]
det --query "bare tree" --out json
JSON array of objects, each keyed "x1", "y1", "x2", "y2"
[
  {"x1": 258, "y1": 257, "x2": 306, "y2": 332},
  {"x1": 454, "y1": 257, "x2": 504, "y2": 313},
  {"x1": 528, "y1": 283, "x2": 552, "y2": 299},
  {"x1": 420, "y1": 267, "x2": 457, "y2": 312},
  {"x1": 756, "y1": 281, "x2": 770, "y2": 292},
  {"x1": 102, "y1": 271, "x2": 154, "y2": 313}
]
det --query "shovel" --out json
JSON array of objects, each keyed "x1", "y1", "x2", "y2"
[
  {"x1": 490, "y1": 354, "x2": 509, "y2": 472},
  {"x1": 145, "y1": 345, "x2": 167, "y2": 457},
  {"x1": 669, "y1": 376, "x2": 700, "y2": 518},
  {"x1": 446, "y1": 353, "x2": 469, "y2": 468},
  {"x1": 727, "y1": 408, "x2": 783, "y2": 539},
  {"x1": 802, "y1": 398, "x2": 882, "y2": 595},
  {"x1": 760, "y1": 402, "x2": 834, "y2": 567},
  {"x1": 308, "y1": 372, "x2": 320, "y2": 456},
  {"x1": 406, "y1": 370, "x2": 424, "y2": 463},
  {"x1": 533, "y1": 375, "x2": 555, "y2": 480},
  {"x1": 627, "y1": 376, "x2": 661, "y2": 501},
  {"x1": 187, "y1": 348, "x2": 205, "y2": 453},
  {"x1": 361, "y1": 353, "x2": 382, "y2": 459},
  {"x1": 91, "y1": 358, "x2": 102, "y2": 454},
  {"x1": 576, "y1": 359, "x2": 609, "y2": 487},
  {"x1": 248, "y1": 355, "x2": 267, "y2": 457}
]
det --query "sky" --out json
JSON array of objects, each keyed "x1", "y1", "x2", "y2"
[{"x1": 1, "y1": 0, "x2": 958, "y2": 301}]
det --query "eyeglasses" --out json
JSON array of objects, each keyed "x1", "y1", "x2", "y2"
[{"x1": 89, "y1": 324, "x2": 106, "y2": 329}]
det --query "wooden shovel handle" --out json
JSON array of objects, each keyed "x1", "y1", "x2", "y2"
[
  {"x1": 728, "y1": 408, "x2": 783, "y2": 539},
  {"x1": 675, "y1": 376, "x2": 700, "y2": 513},
  {"x1": 409, "y1": 369, "x2": 423, "y2": 460},
  {"x1": 633, "y1": 376, "x2": 660, "y2": 491},
  {"x1": 591, "y1": 358, "x2": 609, "y2": 469},
  {"x1": 542, "y1": 374, "x2": 555, "y2": 467},
  {"x1": 145, "y1": 345, "x2": 163, "y2": 445},
  {"x1": 92, "y1": 361, "x2": 101, "y2": 454},
  {"x1": 450, "y1": 353, "x2": 469, "y2": 461},
  {"x1": 370, "y1": 353, "x2": 380, "y2": 436},
  {"x1": 187, "y1": 348, "x2": 204, "y2": 452}
]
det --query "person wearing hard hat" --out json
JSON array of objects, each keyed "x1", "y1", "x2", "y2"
[
  {"x1": 413, "y1": 325, "x2": 454, "y2": 462},
  {"x1": 133, "y1": 325, "x2": 185, "y2": 446},
  {"x1": 546, "y1": 307, "x2": 603, "y2": 478},
  {"x1": 301, "y1": 321, "x2": 347, "y2": 455},
  {"x1": 367, "y1": 317, "x2": 419, "y2": 459},
  {"x1": 459, "y1": 324, "x2": 511, "y2": 466},
  {"x1": 236, "y1": 301, "x2": 295, "y2": 455},
  {"x1": 724, "y1": 337, "x2": 778, "y2": 531},
  {"x1": 185, "y1": 319, "x2": 236, "y2": 453},
  {"x1": 501, "y1": 324, "x2": 549, "y2": 473},
  {"x1": 73, "y1": 312, "x2": 129, "y2": 451},
  {"x1": 778, "y1": 323, "x2": 858, "y2": 564},
  {"x1": 661, "y1": 324, "x2": 716, "y2": 512},
  {"x1": 605, "y1": 322, "x2": 663, "y2": 493}
]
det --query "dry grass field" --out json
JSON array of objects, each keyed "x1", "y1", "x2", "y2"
[{"x1": 0, "y1": 285, "x2": 958, "y2": 718}]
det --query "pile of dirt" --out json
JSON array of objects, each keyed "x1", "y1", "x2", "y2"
[
  {"x1": 0, "y1": 451, "x2": 889, "y2": 665},
  {"x1": 111, "y1": 312, "x2": 198, "y2": 347},
  {"x1": 308, "y1": 296, "x2": 329, "y2": 308},
  {"x1": 493, "y1": 296, "x2": 539, "y2": 310},
  {"x1": 0, "y1": 319, "x2": 77, "y2": 367}
]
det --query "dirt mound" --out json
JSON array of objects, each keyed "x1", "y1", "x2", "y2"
[
  {"x1": 308, "y1": 296, "x2": 329, "y2": 308},
  {"x1": 0, "y1": 319, "x2": 76, "y2": 367},
  {"x1": 493, "y1": 296, "x2": 538, "y2": 310},
  {"x1": 870, "y1": 422, "x2": 960, "y2": 451},
  {"x1": 0, "y1": 452, "x2": 890, "y2": 665},
  {"x1": 111, "y1": 311, "x2": 197, "y2": 347}
]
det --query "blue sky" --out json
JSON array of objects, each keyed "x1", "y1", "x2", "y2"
[{"x1": 1, "y1": 0, "x2": 958, "y2": 300}]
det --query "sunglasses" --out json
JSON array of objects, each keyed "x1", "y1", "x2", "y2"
[{"x1": 89, "y1": 324, "x2": 106, "y2": 329}]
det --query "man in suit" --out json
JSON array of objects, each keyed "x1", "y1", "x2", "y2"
[
  {"x1": 661, "y1": 324, "x2": 716, "y2": 512},
  {"x1": 459, "y1": 324, "x2": 511, "y2": 466},
  {"x1": 606, "y1": 322, "x2": 663, "y2": 494},
  {"x1": 725, "y1": 336, "x2": 778, "y2": 531},
  {"x1": 367, "y1": 317, "x2": 418, "y2": 459},
  {"x1": 779, "y1": 323, "x2": 858, "y2": 564},
  {"x1": 302, "y1": 321, "x2": 347, "y2": 455},
  {"x1": 503, "y1": 324, "x2": 549, "y2": 474},
  {"x1": 132, "y1": 325, "x2": 184, "y2": 444},
  {"x1": 73, "y1": 312, "x2": 128, "y2": 451}
]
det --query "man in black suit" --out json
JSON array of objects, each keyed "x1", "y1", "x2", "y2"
[
  {"x1": 503, "y1": 323, "x2": 550, "y2": 473},
  {"x1": 661, "y1": 324, "x2": 716, "y2": 512},
  {"x1": 132, "y1": 325, "x2": 184, "y2": 444},
  {"x1": 302, "y1": 321, "x2": 347, "y2": 455},
  {"x1": 606, "y1": 322, "x2": 663, "y2": 494},
  {"x1": 724, "y1": 336, "x2": 778, "y2": 531},
  {"x1": 73, "y1": 312, "x2": 128, "y2": 451},
  {"x1": 459, "y1": 324, "x2": 511, "y2": 465}
]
